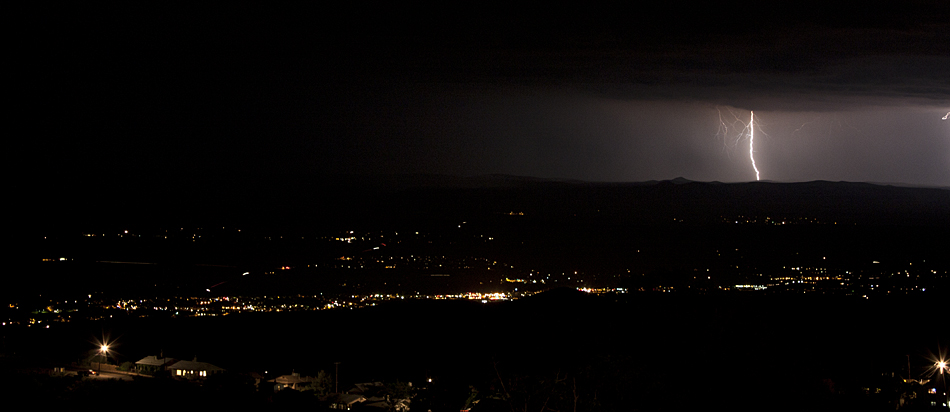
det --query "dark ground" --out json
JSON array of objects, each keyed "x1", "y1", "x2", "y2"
[{"x1": 3, "y1": 290, "x2": 947, "y2": 411}]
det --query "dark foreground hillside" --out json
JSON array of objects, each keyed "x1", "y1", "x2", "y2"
[{"x1": 3, "y1": 290, "x2": 946, "y2": 411}]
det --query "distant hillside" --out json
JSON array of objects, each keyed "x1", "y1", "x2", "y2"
[
  {"x1": 34, "y1": 174, "x2": 950, "y2": 231},
  {"x1": 355, "y1": 175, "x2": 950, "y2": 227}
]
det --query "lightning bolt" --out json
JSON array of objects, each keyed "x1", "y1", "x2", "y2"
[
  {"x1": 943, "y1": 112, "x2": 949, "y2": 120},
  {"x1": 716, "y1": 107, "x2": 764, "y2": 181},
  {"x1": 750, "y1": 111, "x2": 759, "y2": 181},
  {"x1": 791, "y1": 115, "x2": 821, "y2": 137},
  {"x1": 716, "y1": 108, "x2": 733, "y2": 158}
]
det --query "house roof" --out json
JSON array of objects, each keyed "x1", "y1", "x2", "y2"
[
  {"x1": 135, "y1": 356, "x2": 177, "y2": 366},
  {"x1": 364, "y1": 397, "x2": 410, "y2": 410},
  {"x1": 337, "y1": 394, "x2": 366, "y2": 405},
  {"x1": 273, "y1": 374, "x2": 314, "y2": 385},
  {"x1": 349, "y1": 382, "x2": 384, "y2": 394},
  {"x1": 167, "y1": 360, "x2": 225, "y2": 372}
]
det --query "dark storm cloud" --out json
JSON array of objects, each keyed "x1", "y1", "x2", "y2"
[
  {"x1": 295, "y1": 1, "x2": 947, "y2": 112},
  {"x1": 429, "y1": 12, "x2": 950, "y2": 112},
  {"x1": 587, "y1": 51, "x2": 950, "y2": 112}
]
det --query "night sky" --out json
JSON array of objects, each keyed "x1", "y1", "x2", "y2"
[{"x1": 29, "y1": 1, "x2": 950, "y2": 192}]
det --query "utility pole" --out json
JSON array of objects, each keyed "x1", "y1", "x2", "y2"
[{"x1": 334, "y1": 362, "x2": 341, "y2": 394}]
